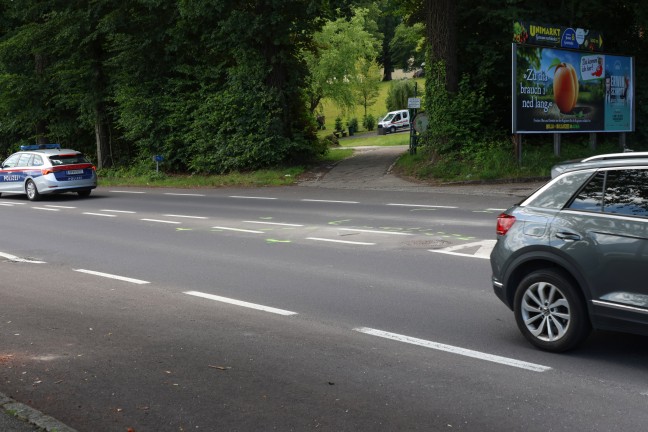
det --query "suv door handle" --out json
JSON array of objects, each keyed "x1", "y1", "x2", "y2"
[{"x1": 555, "y1": 231, "x2": 581, "y2": 241}]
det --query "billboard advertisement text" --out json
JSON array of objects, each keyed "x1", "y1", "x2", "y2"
[{"x1": 513, "y1": 45, "x2": 634, "y2": 134}]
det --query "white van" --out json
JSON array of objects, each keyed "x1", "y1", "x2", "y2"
[{"x1": 378, "y1": 110, "x2": 410, "y2": 133}]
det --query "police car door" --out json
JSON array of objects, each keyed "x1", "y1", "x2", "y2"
[{"x1": 0, "y1": 153, "x2": 22, "y2": 193}]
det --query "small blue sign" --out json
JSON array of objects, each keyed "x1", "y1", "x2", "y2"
[{"x1": 154, "y1": 155, "x2": 164, "y2": 162}]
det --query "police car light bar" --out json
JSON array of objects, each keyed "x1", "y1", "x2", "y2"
[{"x1": 20, "y1": 143, "x2": 61, "y2": 151}]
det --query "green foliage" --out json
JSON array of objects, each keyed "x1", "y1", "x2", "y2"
[
  {"x1": 422, "y1": 60, "x2": 490, "y2": 155},
  {"x1": 389, "y1": 22, "x2": 425, "y2": 70},
  {"x1": 347, "y1": 117, "x2": 359, "y2": 133},
  {"x1": 385, "y1": 79, "x2": 416, "y2": 111},
  {"x1": 335, "y1": 116, "x2": 344, "y2": 132},
  {"x1": 303, "y1": 7, "x2": 381, "y2": 113},
  {"x1": 363, "y1": 114, "x2": 376, "y2": 131}
]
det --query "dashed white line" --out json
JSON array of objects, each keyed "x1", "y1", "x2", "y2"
[
  {"x1": 243, "y1": 221, "x2": 304, "y2": 227},
  {"x1": 387, "y1": 203, "x2": 458, "y2": 209},
  {"x1": 164, "y1": 214, "x2": 208, "y2": 219},
  {"x1": 164, "y1": 193, "x2": 206, "y2": 197},
  {"x1": 339, "y1": 228, "x2": 412, "y2": 236},
  {"x1": 354, "y1": 327, "x2": 551, "y2": 373},
  {"x1": 45, "y1": 205, "x2": 76, "y2": 209},
  {"x1": 0, "y1": 252, "x2": 46, "y2": 264},
  {"x1": 229, "y1": 196, "x2": 277, "y2": 200},
  {"x1": 32, "y1": 207, "x2": 59, "y2": 211},
  {"x1": 110, "y1": 190, "x2": 146, "y2": 194},
  {"x1": 302, "y1": 199, "x2": 359, "y2": 204},
  {"x1": 101, "y1": 209, "x2": 136, "y2": 214},
  {"x1": 83, "y1": 212, "x2": 117, "y2": 217},
  {"x1": 140, "y1": 219, "x2": 181, "y2": 224},
  {"x1": 212, "y1": 226, "x2": 264, "y2": 234},
  {"x1": 306, "y1": 237, "x2": 376, "y2": 246},
  {"x1": 74, "y1": 269, "x2": 150, "y2": 284},
  {"x1": 0, "y1": 201, "x2": 25, "y2": 205},
  {"x1": 184, "y1": 291, "x2": 298, "y2": 316}
]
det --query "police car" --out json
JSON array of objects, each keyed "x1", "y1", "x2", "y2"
[{"x1": 0, "y1": 144, "x2": 97, "y2": 201}]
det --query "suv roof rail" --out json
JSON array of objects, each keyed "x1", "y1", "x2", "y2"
[
  {"x1": 20, "y1": 143, "x2": 61, "y2": 151},
  {"x1": 581, "y1": 151, "x2": 648, "y2": 162}
]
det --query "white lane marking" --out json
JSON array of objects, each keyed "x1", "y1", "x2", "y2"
[
  {"x1": 339, "y1": 228, "x2": 413, "y2": 236},
  {"x1": 164, "y1": 214, "x2": 208, "y2": 219},
  {"x1": 487, "y1": 208, "x2": 507, "y2": 212},
  {"x1": 242, "y1": 221, "x2": 303, "y2": 227},
  {"x1": 110, "y1": 190, "x2": 146, "y2": 194},
  {"x1": 184, "y1": 291, "x2": 298, "y2": 316},
  {"x1": 301, "y1": 199, "x2": 359, "y2": 204},
  {"x1": 83, "y1": 212, "x2": 117, "y2": 217},
  {"x1": 212, "y1": 226, "x2": 264, "y2": 234},
  {"x1": 0, "y1": 201, "x2": 25, "y2": 205},
  {"x1": 355, "y1": 327, "x2": 552, "y2": 373},
  {"x1": 101, "y1": 209, "x2": 136, "y2": 214},
  {"x1": 0, "y1": 204, "x2": 14, "y2": 207},
  {"x1": 306, "y1": 237, "x2": 376, "y2": 246},
  {"x1": 164, "y1": 193, "x2": 206, "y2": 197},
  {"x1": 32, "y1": 207, "x2": 59, "y2": 211},
  {"x1": 387, "y1": 203, "x2": 458, "y2": 209},
  {"x1": 0, "y1": 252, "x2": 46, "y2": 264},
  {"x1": 229, "y1": 196, "x2": 277, "y2": 200},
  {"x1": 45, "y1": 205, "x2": 76, "y2": 209},
  {"x1": 74, "y1": 269, "x2": 150, "y2": 285},
  {"x1": 430, "y1": 240, "x2": 496, "y2": 260},
  {"x1": 140, "y1": 219, "x2": 181, "y2": 224}
]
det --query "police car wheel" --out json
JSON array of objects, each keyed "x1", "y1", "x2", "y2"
[
  {"x1": 25, "y1": 180, "x2": 41, "y2": 201},
  {"x1": 390, "y1": 126, "x2": 396, "y2": 134}
]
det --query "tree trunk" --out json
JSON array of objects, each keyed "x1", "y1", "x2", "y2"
[
  {"x1": 95, "y1": 107, "x2": 111, "y2": 169},
  {"x1": 34, "y1": 54, "x2": 49, "y2": 144},
  {"x1": 426, "y1": 0, "x2": 458, "y2": 93}
]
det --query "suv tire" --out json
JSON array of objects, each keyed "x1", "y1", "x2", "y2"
[{"x1": 513, "y1": 269, "x2": 590, "y2": 352}]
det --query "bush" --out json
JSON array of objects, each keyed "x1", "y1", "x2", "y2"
[
  {"x1": 347, "y1": 117, "x2": 358, "y2": 134},
  {"x1": 385, "y1": 80, "x2": 417, "y2": 111},
  {"x1": 334, "y1": 116, "x2": 344, "y2": 132},
  {"x1": 363, "y1": 114, "x2": 376, "y2": 131},
  {"x1": 322, "y1": 133, "x2": 340, "y2": 147}
]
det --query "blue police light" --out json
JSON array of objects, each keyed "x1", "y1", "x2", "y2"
[{"x1": 20, "y1": 143, "x2": 62, "y2": 151}]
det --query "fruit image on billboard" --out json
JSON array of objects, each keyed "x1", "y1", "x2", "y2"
[{"x1": 512, "y1": 45, "x2": 634, "y2": 133}]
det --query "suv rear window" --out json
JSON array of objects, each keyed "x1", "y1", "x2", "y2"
[
  {"x1": 569, "y1": 168, "x2": 648, "y2": 217},
  {"x1": 48, "y1": 154, "x2": 88, "y2": 166}
]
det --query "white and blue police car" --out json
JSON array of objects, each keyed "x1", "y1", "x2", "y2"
[{"x1": 0, "y1": 144, "x2": 97, "y2": 201}]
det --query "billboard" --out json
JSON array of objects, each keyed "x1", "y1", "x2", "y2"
[
  {"x1": 512, "y1": 44, "x2": 634, "y2": 134},
  {"x1": 513, "y1": 21, "x2": 604, "y2": 51}
]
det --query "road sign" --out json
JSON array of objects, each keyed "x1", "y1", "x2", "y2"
[
  {"x1": 414, "y1": 113, "x2": 429, "y2": 133},
  {"x1": 407, "y1": 98, "x2": 421, "y2": 109}
]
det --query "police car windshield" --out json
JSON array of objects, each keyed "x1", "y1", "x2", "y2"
[
  {"x1": 49, "y1": 154, "x2": 88, "y2": 166},
  {"x1": 383, "y1": 114, "x2": 395, "y2": 121}
]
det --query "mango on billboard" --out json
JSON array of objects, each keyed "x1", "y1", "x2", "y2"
[{"x1": 512, "y1": 45, "x2": 634, "y2": 133}]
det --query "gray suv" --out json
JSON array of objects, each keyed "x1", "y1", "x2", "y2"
[{"x1": 490, "y1": 155, "x2": 648, "y2": 352}]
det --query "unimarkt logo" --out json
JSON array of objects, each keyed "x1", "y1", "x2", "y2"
[{"x1": 530, "y1": 25, "x2": 561, "y2": 38}]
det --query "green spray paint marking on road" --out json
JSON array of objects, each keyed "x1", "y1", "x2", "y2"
[{"x1": 329, "y1": 219, "x2": 351, "y2": 226}]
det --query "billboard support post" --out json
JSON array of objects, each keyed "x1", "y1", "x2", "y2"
[
  {"x1": 589, "y1": 133, "x2": 597, "y2": 151},
  {"x1": 553, "y1": 134, "x2": 561, "y2": 157}
]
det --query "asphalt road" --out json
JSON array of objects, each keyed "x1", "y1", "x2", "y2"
[{"x1": 1, "y1": 149, "x2": 648, "y2": 431}]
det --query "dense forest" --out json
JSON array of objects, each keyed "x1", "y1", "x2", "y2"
[{"x1": 0, "y1": 1, "x2": 646, "y2": 173}]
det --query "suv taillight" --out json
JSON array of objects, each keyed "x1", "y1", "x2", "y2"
[{"x1": 496, "y1": 213, "x2": 516, "y2": 236}]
